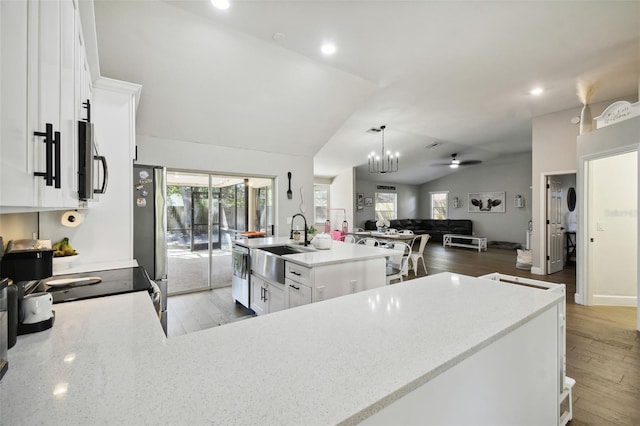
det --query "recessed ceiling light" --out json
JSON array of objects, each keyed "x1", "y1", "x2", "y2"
[
  {"x1": 211, "y1": 0, "x2": 230, "y2": 10},
  {"x1": 529, "y1": 87, "x2": 544, "y2": 96},
  {"x1": 321, "y1": 43, "x2": 337, "y2": 55}
]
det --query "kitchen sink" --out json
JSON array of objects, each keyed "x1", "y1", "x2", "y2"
[
  {"x1": 251, "y1": 245, "x2": 313, "y2": 284},
  {"x1": 260, "y1": 245, "x2": 313, "y2": 256},
  {"x1": 261, "y1": 246, "x2": 300, "y2": 256}
]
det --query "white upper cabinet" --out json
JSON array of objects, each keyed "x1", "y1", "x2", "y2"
[{"x1": 1, "y1": 0, "x2": 90, "y2": 212}]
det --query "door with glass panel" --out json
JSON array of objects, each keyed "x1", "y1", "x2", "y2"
[{"x1": 166, "y1": 171, "x2": 274, "y2": 295}]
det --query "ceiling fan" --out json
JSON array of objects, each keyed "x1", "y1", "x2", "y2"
[{"x1": 432, "y1": 153, "x2": 482, "y2": 169}]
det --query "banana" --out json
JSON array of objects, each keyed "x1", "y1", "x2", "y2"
[{"x1": 52, "y1": 237, "x2": 77, "y2": 257}]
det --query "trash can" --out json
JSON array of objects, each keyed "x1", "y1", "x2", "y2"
[{"x1": 516, "y1": 249, "x2": 532, "y2": 270}]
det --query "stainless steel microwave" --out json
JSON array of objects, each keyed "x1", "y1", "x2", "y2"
[{"x1": 78, "y1": 121, "x2": 108, "y2": 200}]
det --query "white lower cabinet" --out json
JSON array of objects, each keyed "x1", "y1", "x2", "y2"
[
  {"x1": 284, "y1": 258, "x2": 385, "y2": 305},
  {"x1": 286, "y1": 278, "x2": 312, "y2": 309},
  {"x1": 250, "y1": 274, "x2": 285, "y2": 316}
]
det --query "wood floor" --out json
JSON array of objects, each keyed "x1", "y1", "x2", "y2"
[{"x1": 168, "y1": 242, "x2": 639, "y2": 425}]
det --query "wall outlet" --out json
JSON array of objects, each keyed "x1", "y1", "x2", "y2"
[
  {"x1": 317, "y1": 285, "x2": 324, "y2": 300},
  {"x1": 596, "y1": 222, "x2": 605, "y2": 231},
  {"x1": 286, "y1": 217, "x2": 292, "y2": 225},
  {"x1": 350, "y1": 280, "x2": 357, "y2": 293}
]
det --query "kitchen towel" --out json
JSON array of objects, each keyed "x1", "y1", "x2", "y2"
[{"x1": 61, "y1": 211, "x2": 84, "y2": 228}]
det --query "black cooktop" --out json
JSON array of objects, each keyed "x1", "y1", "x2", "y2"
[{"x1": 34, "y1": 266, "x2": 152, "y2": 304}]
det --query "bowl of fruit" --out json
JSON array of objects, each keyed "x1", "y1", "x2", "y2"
[{"x1": 52, "y1": 237, "x2": 79, "y2": 269}]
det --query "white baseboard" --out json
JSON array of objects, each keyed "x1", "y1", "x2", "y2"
[
  {"x1": 591, "y1": 294, "x2": 637, "y2": 307},
  {"x1": 574, "y1": 293, "x2": 583, "y2": 305},
  {"x1": 530, "y1": 266, "x2": 543, "y2": 275}
]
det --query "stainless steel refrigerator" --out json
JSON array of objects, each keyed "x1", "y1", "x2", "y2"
[
  {"x1": 133, "y1": 164, "x2": 168, "y2": 334},
  {"x1": 133, "y1": 164, "x2": 168, "y2": 281}
]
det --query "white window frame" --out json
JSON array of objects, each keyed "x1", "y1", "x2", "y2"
[
  {"x1": 314, "y1": 184, "x2": 330, "y2": 226},
  {"x1": 430, "y1": 191, "x2": 449, "y2": 219},
  {"x1": 374, "y1": 192, "x2": 397, "y2": 221}
]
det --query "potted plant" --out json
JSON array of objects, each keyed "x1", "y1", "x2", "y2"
[{"x1": 307, "y1": 226, "x2": 317, "y2": 242}]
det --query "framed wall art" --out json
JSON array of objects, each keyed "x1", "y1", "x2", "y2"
[
  {"x1": 364, "y1": 197, "x2": 373, "y2": 207},
  {"x1": 468, "y1": 192, "x2": 505, "y2": 213},
  {"x1": 357, "y1": 193, "x2": 364, "y2": 205}
]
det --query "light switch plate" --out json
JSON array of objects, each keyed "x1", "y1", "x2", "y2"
[{"x1": 597, "y1": 222, "x2": 604, "y2": 231}]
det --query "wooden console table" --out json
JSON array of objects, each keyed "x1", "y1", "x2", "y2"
[
  {"x1": 443, "y1": 234, "x2": 488, "y2": 252},
  {"x1": 565, "y1": 231, "x2": 576, "y2": 265}
]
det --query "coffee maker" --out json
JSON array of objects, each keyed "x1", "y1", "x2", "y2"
[{"x1": 0, "y1": 240, "x2": 55, "y2": 345}]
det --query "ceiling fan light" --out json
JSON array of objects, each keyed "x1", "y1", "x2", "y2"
[{"x1": 450, "y1": 163, "x2": 459, "y2": 169}]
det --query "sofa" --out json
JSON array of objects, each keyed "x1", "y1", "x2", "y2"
[{"x1": 363, "y1": 219, "x2": 473, "y2": 242}]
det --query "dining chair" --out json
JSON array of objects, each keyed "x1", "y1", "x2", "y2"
[
  {"x1": 409, "y1": 234, "x2": 431, "y2": 276},
  {"x1": 356, "y1": 237, "x2": 380, "y2": 247},
  {"x1": 386, "y1": 242, "x2": 412, "y2": 285},
  {"x1": 342, "y1": 235, "x2": 357, "y2": 243}
]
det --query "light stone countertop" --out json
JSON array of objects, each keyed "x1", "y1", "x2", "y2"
[
  {"x1": 0, "y1": 272, "x2": 562, "y2": 425},
  {"x1": 234, "y1": 237, "x2": 390, "y2": 267}
]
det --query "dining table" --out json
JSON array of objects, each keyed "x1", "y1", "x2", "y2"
[{"x1": 350, "y1": 231, "x2": 416, "y2": 242}]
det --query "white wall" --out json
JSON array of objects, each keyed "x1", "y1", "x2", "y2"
[
  {"x1": 531, "y1": 95, "x2": 636, "y2": 273},
  {"x1": 136, "y1": 134, "x2": 314, "y2": 237},
  {"x1": 419, "y1": 152, "x2": 532, "y2": 245},
  {"x1": 0, "y1": 213, "x2": 38, "y2": 248},
  {"x1": 329, "y1": 168, "x2": 355, "y2": 233},
  {"x1": 354, "y1": 179, "x2": 420, "y2": 229}
]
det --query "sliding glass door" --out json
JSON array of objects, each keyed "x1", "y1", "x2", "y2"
[{"x1": 166, "y1": 171, "x2": 274, "y2": 295}]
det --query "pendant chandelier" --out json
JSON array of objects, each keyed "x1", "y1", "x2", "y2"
[{"x1": 367, "y1": 125, "x2": 399, "y2": 174}]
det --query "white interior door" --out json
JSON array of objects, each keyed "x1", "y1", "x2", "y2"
[
  {"x1": 547, "y1": 177, "x2": 564, "y2": 274},
  {"x1": 586, "y1": 151, "x2": 637, "y2": 306}
]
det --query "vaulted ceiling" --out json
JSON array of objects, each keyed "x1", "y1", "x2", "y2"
[{"x1": 93, "y1": 0, "x2": 640, "y2": 185}]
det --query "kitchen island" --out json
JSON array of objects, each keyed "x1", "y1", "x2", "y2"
[
  {"x1": 0, "y1": 272, "x2": 564, "y2": 425},
  {"x1": 234, "y1": 236, "x2": 390, "y2": 267},
  {"x1": 235, "y1": 237, "x2": 390, "y2": 314}
]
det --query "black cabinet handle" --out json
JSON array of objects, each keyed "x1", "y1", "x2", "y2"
[
  {"x1": 93, "y1": 155, "x2": 108, "y2": 194},
  {"x1": 291, "y1": 271, "x2": 301, "y2": 276},
  {"x1": 34, "y1": 123, "x2": 54, "y2": 186},
  {"x1": 53, "y1": 130, "x2": 60, "y2": 188},
  {"x1": 83, "y1": 99, "x2": 91, "y2": 123},
  {"x1": 289, "y1": 284, "x2": 300, "y2": 290}
]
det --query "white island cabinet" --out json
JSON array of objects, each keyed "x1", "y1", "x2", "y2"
[
  {"x1": 0, "y1": 273, "x2": 564, "y2": 425},
  {"x1": 235, "y1": 237, "x2": 388, "y2": 313},
  {"x1": 285, "y1": 256, "x2": 384, "y2": 304},
  {"x1": 250, "y1": 273, "x2": 286, "y2": 315}
]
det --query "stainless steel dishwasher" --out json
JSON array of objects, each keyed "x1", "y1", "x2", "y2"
[{"x1": 231, "y1": 243, "x2": 250, "y2": 308}]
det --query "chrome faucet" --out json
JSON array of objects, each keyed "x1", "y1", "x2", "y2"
[{"x1": 290, "y1": 213, "x2": 308, "y2": 246}]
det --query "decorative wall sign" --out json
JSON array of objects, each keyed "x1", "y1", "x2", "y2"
[
  {"x1": 595, "y1": 101, "x2": 640, "y2": 129},
  {"x1": 357, "y1": 193, "x2": 364, "y2": 205},
  {"x1": 468, "y1": 192, "x2": 505, "y2": 213},
  {"x1": 364, "y1": 197, "x2": 373, "y2": 207}
]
